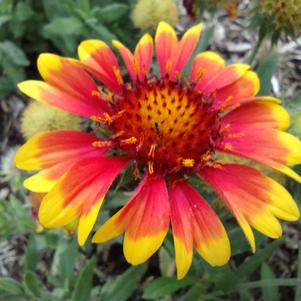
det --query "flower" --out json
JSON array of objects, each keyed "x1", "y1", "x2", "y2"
[
  {"x1": 21, "y1": 101, "x2": 82, "y2": 139},
  {"x1": 259, "y1": 0, "x2": 301, "y2": 35},
  {"x1": 131, "y1": 0, "x2": 179, "y2": 31},
  {"x1": 15, "y1": 22, "x2": 301, "y2": 279}
]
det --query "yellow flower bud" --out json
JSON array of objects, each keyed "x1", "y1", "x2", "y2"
[
  {"x1": 21, "y1": 101, "x2": 82, "y2": 139},
  {"x1": 131, "y1": 0, "x2": 179, "y2": 31}
]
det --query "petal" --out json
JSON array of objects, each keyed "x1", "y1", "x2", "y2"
[
  {"x1": 191, "y1": 51, "x2": 225, "y2": 85},
  {"x1": 221, "y1": 101, "x2": 290, "y2": 131},
  {"x1": 200, "y1": 164, "x2": 300, "y2": 251},
  {"x1": 170, "y1": 180, "x2": 193, "y2": 279},
  {"x1": 24, "y1": 160, "x2": 77, "y2": 193},
  {"x1": 169, "y1": 23, "x2": 203, "y2": 79},
  {"x1": 25, "y1": 53, "x2": 108, "y2": 117},
  {"x1": 214, "y1": 71, "x2": 260, "y2": 109},
  {"x1": 112, "y1": 40, "x2": 136, "y2": 83},
  {"x1": 93, "y1": 175, "x2": 157, "y2": 244},
  {"x1": 94, "y1": 174, "x2": 169, "y2": 264},
  {"x1": 15, "y1": 131, "x2": 104, "y2": 170},
  {"x1": 170, "y1": 179, "x2": 230, "y2": 277},
  {"x1": 78, "y1": 40, "x2": 123, "y2": 93},
  {"x1": 155, "y1": 21, "x2": 178, "y2": 77},
  {"x1": 38, "y1": 156, "x2": 128, "y2": 245},
  {"x1": 217, "y1": 124, "x2": 301, "y2": 182},
  {"x1": 201, "y1": 64, "x2": 250, "y2": 96},
  {"x1": 134, "y1": 34, "x2": 154, "y2": 81},
  {"x1": 124, "y1": 174, "x2": 169, "y2": 265}
]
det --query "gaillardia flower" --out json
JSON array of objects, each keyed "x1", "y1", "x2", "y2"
[{"x1": 16, "y1": 22, "x2": 300, "y2": 279}]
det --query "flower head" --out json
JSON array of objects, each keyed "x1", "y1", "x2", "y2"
[
  {"x1": 131, "y1": 0, "x2": 179, "y2": 31},
  {"x1": 21, "y1": 101, "x2": 82, "y2": 139},
  {"x1": 260, "y1": 0, "x2": 301, "y2": 34},
  {"x1": 15, "y1": 22, "x2": 301, "y2": 279}
]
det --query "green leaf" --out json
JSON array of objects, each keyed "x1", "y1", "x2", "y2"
[
  {"x1": 0, "y1": 15, "x2": 10, "y2": 27},
  {"x1": 24, "y1": 271, "x2": 41, "y2": 298},
  {"x1": 94, "y1": 3, "x2": 128, "y2": 23},
  {"x1": 142, "y1": 276, "x2": 195, "y2": 300},
  {"x1": 295, "y1": 241, "x2": 301, "y2": 301},
  {"x1": 178, "y1": 284, "x2": 205, "y2": 301},
  {"x1": 261, "y1": 264, "x2": 279, "y2": 301},
  {"x1": 100, "y1": 264, "x2": 147, "y2": 301},
  {"x1": 217, "y1": 238, "x2": 283, "y2": 291},
  {"x1": 23, "y1": 236, "x2": 38, "y2": 272},
  {"x1": 0, "y1": 41, "x2": 29, "y2": 66},
  {"x1": 236, "y1": 278, "x2": 301, "y2": 290},
  {"x1": 72, "y1": 258, "x2": 96, "y2": 301},
  {"x1": 159, "y1": 246, "x2": 174, "y2": 276},
  {"x1": 0, "y1": 277, "x2": 24, "y2": 294},
  {"x1": 44, "y1": 17, "x2": 84, "y2": 35},
  {"x1": 58, "y1": 238, "x2": 78, "y2": 287},
  {"x1": 256, "y1": 52, "x2": 280, "y2": 95}
]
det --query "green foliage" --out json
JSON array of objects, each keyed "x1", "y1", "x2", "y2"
[{"x1": 0, "y1": 0, "x2": 138, "y2": 98}]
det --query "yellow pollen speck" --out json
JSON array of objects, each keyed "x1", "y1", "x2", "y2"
[
  {"x1": 148, "y1": 161, "x2": 154, "y2": 174},
  {"x1": 182, "y1": 158, "x2": 195, "y2": 167},
  {"x1": 148, "y1": 144, "x2": 156, "y2": 158},
  {"x1": 224, "y1": 143, "x2": 233, "y2": 151},
  {"x1": 121, "y1": 137, "x2": 138, "y2": 145},
  {"x1": 90, "y1": 113, "x2": 112, "y2": 124},
  {"x1": 220, "y1": 95, "x2": 233, "y2": 110},
  {"x1": 166, "y1": 59, "x2": 172, "y2": 74},
  {"x1": 113, "y1": 66, "x2": 124, "y2": 85},
  {"x1": 201, "y1": 151, "x2": 211, "y2": 162},
  {"x1": 92, "y1": 141, "x2": 113, "y2": 148},
  {"x1": 91, "y1": 90, "x2": 101, "y2": 97}
]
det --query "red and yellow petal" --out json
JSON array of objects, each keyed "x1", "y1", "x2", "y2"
[
  {"x1": 24, "y1": 159, "x2": 78, "y2": 193},
  {"x1": 191, "y1": 51, "x2": 225, "y2": 85},
  {"x1": 170, "y1": 179, "x2": 230, "y2": 279},
  {"x1": 134, "y1": 34, "x2": 154, "y2": 81},
  {"x1": 169, "y1": 23, "x2": 203, "y2": 79},
  {"x1": 38, "y1": 156, "x2": 128, "y2": 246},
  {"x1": 93, "y1": 173, "x2": 170, "y2": 265},
  {"x1": 113, "y1": 40, "x2": 136, "y2": 83},
  {"x1": 201, "y1": 64, "x2": 250, "y2": 96},
  {"x1": 221, "y1": 101, "x2": 290, "y2": 131},
  {"x1": 170, "y1": 180, "x2": 193, "y2": 279},
  {"x1": 214, "y1": 71, "x2": 260, "y2": 109},
  {"x1": 155, "y1": 21, "x2": 178, "y2": 77},
  {"x1": 218, "y1": 123, "x2": 301, "y2": 182},
  {"x1": 78, "y1": 40, "x2": 123, "y2": 93},
  {"x1": 200, "y1": 164, "x2": 300, "y2": 251},
  {"x1": 15, "y1": 131, "x2": 104, "y2": 170},
  {"x1": 18, "y1": 54, "x2": 108, "y2": 117}
]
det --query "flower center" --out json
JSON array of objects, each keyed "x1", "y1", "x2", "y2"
[{"x1": 98, "y1": 77, "x2": 222, "y2": 175}]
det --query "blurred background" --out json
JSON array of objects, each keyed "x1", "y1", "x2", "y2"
[{"x1": 0, "y1": 0, "x2": 301, "y2": 300}]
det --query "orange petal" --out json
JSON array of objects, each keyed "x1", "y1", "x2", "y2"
[
  {"x1": 217, "y1": 123, "x2": 301, "y2": 182},
  {"x1": 155, "y1": 21, "x2": 177, "y2": 77},
  {"x1": 78, "y1": 40, "x2": 123, "y2": 93},
  {"x1": 38, "y1": 156, "x2": 128, "y2": 246},
  {"x1": 191, "y1": 51, "x2": 225, "y2": 86},
  {"x1": 202, "y1": 64, "x2": 250, "y2": 95},
  {"x1": 112, "y1": 40, "x2": 136, "y2": 83},
  {"x1": 214, "y1": 71, "x2": 260, "y2": 109},
  {"x1": 123, "y1": 174, "x2": 169, "y2": 265},
  {"x1": 221, "y1": 101, "x2": 290, "y2": 131},
  {"x1": 18, "y1": 54, "x2": 109, "y2": 117},
  {"x1": 134, "y1": 34, "x2": 154, "y2": 81},
  {"x1": 15, "y1": 131, "x2": 104, "y2": 170},
  {"x1": 170, "y1": 179, "x2": 230, "y2": 279},
  {"x1": 170, "y1": 23, "x2": 203, "y2": 79},
  {"x1": 201, "y1": 164, "x2": 300, "y2": 251},
  {"x1": 170, "y1": 180, "x2": 193, "y2": 279}
]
